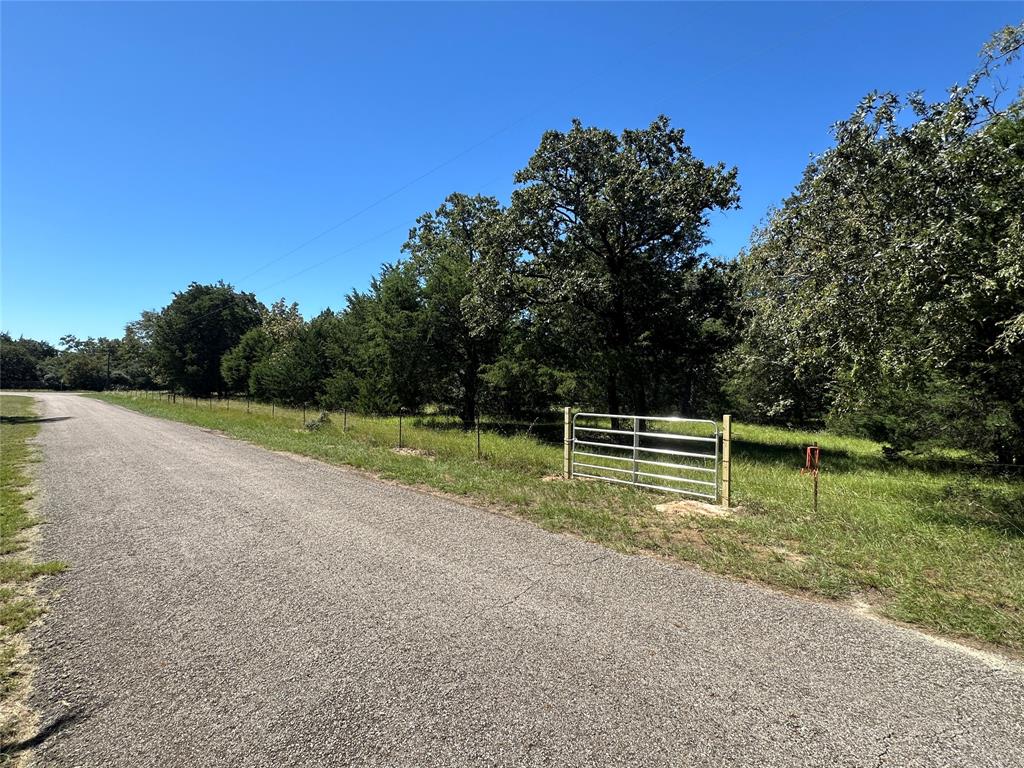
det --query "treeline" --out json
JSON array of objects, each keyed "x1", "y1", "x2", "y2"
[{"x1": 3, "y1": 25, "x2": 1022, "y2": 462}]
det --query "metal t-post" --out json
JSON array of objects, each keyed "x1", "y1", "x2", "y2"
[
  {"x1": 632, "y1": 416, "x2": 640, "y2": 484},
  {"x1": 563, "y1": 407, "x2": 572, "y2": 479},
  {"x1": 721, "y1": 414, "x2": 732, "y2": 508},
  {"x1": 812, "y1": 442, "x2": 819, "y2": 515}
]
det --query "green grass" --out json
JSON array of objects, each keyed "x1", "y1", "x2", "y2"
[
  {"x1": 94, "y1": 392, "x2": 1024, "y2": 653},
  {"x1": 0, "y1": 395, "x2": 67, "y2": 752}
]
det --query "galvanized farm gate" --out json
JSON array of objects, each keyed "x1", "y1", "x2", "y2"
[{"x1": 564, "y1": 411, "x2": 729, "y2": 504}]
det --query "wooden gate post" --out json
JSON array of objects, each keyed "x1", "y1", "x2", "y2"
[
  {"x1": 563, "y1": 407, "x2": 573, "y2": 480},
  {"x1": 721, "y1": 414, "x2": 732, "y2": 508}
]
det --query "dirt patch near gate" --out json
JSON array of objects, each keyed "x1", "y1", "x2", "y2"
[
  {"x1": 392, "y1": 446, "x2": 435, "y2": 460},
  {"x1": 654, "y1": 499, "x2": 733, "y2": 519}
]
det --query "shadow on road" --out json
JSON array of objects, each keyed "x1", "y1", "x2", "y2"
[
  {"x1": 0, "y1": 415, "x2": 73, "y2": 425},
  {"x1": 2, "y1": 708, "x2": 89, "y2": 756}
]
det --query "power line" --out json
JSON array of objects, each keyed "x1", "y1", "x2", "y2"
[
  {"x1": 254, "y1": 172, "x2": 509, "y2": 294},
  {"x1": 234, "y1": 113, "x2": 552, "y2": 287},
  {"x1": 254, "y1": 223, "x2": 408, "y2": 294},
  {"x1": 232, "y1": 4, "x2": 854, "y2": 293},
  {"x1": 169, "y1": 174, "x2": 507, "y2": 330},
  {"x1": 156, "y1": 6, "x2": 856, "y2": 329}
]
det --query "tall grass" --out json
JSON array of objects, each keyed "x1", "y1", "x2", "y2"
[{"x1": 95, "y1": 392, "x2": 1023, "y2": 652}]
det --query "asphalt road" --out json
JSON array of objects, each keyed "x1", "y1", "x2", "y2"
[{"x1": 22, "y1": 393, "x2": 1024, "y2": 767}]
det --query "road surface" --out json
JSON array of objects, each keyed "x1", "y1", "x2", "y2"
[{"x1": 22, "y1": 393, "x2": 1024, "y2": 766}]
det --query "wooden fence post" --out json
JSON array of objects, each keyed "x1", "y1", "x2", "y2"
[
  {"x1": 563, "y1": 406, "x2": 573, "y2": 480},
  {"x1": 721, "y1": 414, "x2": 732, "y2": 508}
]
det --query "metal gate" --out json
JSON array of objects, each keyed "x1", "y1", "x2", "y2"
[{"x1": 570, "y1": 412, "x2": 720, "y2": 501}]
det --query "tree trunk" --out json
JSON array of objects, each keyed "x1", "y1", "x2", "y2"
[
  {"x1": 607, "y1": 368, "x2": 621, "y2": 430},
  {"x1": 633, "y1": 378, "x2": 648, "y2": 418},
  {"x1": 679, "y1": 375, "x2": 693, "y2": 417}
]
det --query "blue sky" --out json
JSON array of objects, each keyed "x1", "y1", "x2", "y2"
[{"x1": 2, "y1": 2, "x2": 1019, "y2": 344}]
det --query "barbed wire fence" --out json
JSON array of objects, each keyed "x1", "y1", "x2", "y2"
[{"x1": 123, "y1": 388, "x2": 566, "y2": 461}]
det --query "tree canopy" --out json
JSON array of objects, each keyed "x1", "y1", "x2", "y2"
[
  {"x1": 7, "y1": 23, "x2": 1023, "y2": 464},
  {"x1": 497, "y1": 115, "x2": 740, "y2": 415},
  {"x1": 151, "y1": 282, "x2": 262, "y2": 396},
  {"x1": 736, "y1": 24, "x2": 1024, "y2": 461}
]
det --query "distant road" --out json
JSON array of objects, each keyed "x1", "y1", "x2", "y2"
[{"x1": 25, "y1": 393, "x2": 1024, "y2": 767}]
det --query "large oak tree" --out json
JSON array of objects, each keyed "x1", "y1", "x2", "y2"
[{"x1": 505, "y1": 115, "x2": 739, "y2": 415}]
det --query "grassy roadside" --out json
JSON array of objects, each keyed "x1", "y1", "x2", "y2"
[
  {"x1": 94, "y1": 392, "x2": 1023, "y2": 653},
  {"x1": 0, "y1": 395, "x2": 66, "y2": 755}
]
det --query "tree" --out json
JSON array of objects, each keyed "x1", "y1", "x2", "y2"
[
  {"x1": 249, "y1": 324, "x2": 329, "y2": 406},
  {"x1": 115, "y1": 314, "x2": 161, "y2": 388},
  {"x1": 301, "y1": 265, "x2": 430, "y2": 414},
  {"x1": 48, "y1": 335, "x2": 110, "y2": 390},
  {"x1": 318, "y1": 299, "x2": 372, "y2": 410},
  {"x1": 151, "y1": 282, "x2": 262, "y2": 396},
  {"x1": 736, "y1": 24, "x2": 1024, "y2": 461},
  {"x1": 220, "y1": 327, "x2": 274, "y2": 395},
  {"x1": 362, "y1": 262, "x2": 432, "y2": 412},
  {"x1": 0, "y1": 333, "x2": 52, "y2": 388},
  {"x1": 3, "y1": 344, "x2": 40, "y2": 388},
  {"x1": 504, "y1": 116, "x2": 740, "y2": 415},
  {"x1": 404, "y1": 192, "x2": 507, "y2": 427},
  {"x1": 261, "y1": 298, "x2": 304, "y2": 342}
]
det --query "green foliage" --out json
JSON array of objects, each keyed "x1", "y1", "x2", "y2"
[
  {"x1": 220, "y1": 327, "x2": 274, "y2": 394},
  {"x1": 151, "y1": 282, "x2": 262, "y2": 396},
  {"x1": 0, "y1": 333, "x2": 52, "y2": 388},
  {"x1": 500, "y1": 115, "x2": 741, "y2": 414},
  {"x1": 0, "y1": 301, "x2": 237, "y2": 397},
  {"x1": 254, "y1": 325, "x2": 328, "y2": 406},
  {"x1": 113, "y1": 314, "x2": 162, "y2": 388},
  {"x1": 260, "y1": 297, "x2": 304, "y2": 342},
  {"x1": 316, "y1": 298, "x2": 371, "y2": 410},
  {"x1": 479, "y1": 352, "x2": 560, "y2": 416},
  {"x1": 21, "y1": 26, "x2": 1023, "y2": 469},
  {"x1": 736, "y1": 25, "x2": 1024, "y2": 461},
  {"x1": 10, "y1": 322, "x2": 162, "y2": 393},
  {"x1": 405, "y1": 192, "x2": 507, "y2": 426},
  {"x1": 353, "y1": 261, "x2": 433, "y2": 413},
  {"x1": 60, "y1": 347, "x2": 108, "y2": 390},
  {"x1": 304, "y1": 411, "x2": 331, "y2": 431}
]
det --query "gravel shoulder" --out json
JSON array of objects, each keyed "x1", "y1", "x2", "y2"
[{"x1": 24, "y1": 393, "x2": 1024, "y2": 767}]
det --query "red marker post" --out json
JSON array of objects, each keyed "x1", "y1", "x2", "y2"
[{"x1": 801, "y1": 443, "x2": 821, "y2": 514}]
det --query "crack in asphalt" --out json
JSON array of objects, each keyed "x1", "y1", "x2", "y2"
[{"x1": 873, "y1": 730, "x2": 895, "y2": 767}]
